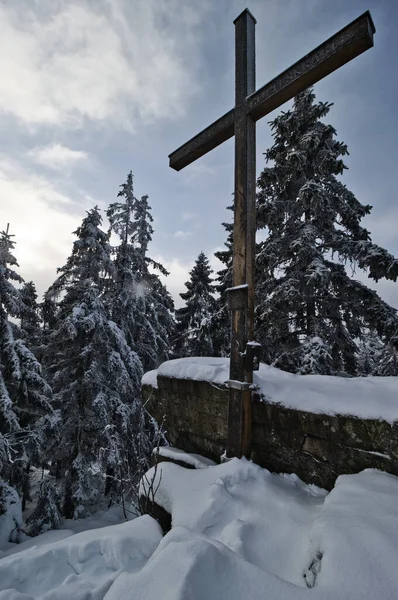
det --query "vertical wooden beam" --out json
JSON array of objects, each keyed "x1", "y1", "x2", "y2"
[
  {"x1": 242, "y1": 11, "x2": 256, "y2": 460},
  {"x1": 226, "y1": 9, "x2": 256, "y2": 459}
]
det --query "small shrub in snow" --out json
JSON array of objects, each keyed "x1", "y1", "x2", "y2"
[
  {"x1": 26, "y1": 479, "x2": 61, "y2": 536},
  {"x1": 0, "y1": 479, "x2": 23, "y2": 545}
]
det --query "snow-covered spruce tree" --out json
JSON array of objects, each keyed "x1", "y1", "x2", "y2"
[
  {"x1": 0, "y1": 228, "x2": 24, "y2": 499},
  {"x1": 175, "y1": 252, "x2": 218, "y2": 357},
  {"x1": 213, "y1": 204, "x2": 234, "y2": 357},
  {"x1": 375, "y1": 344, "x2": 398, "y2": 376},
  {"x1": 39, "y1": 294, "x2": 58, "y2": 383},
  {"x1": 355, "y1": 330, "x2": 384, "y2": 376},
  {"x1": 40, "y1": 295, "x2": 58, "y2": 333},
  {"x1": 256, "y1": 88, "x2": 398, "y2": 375},
  {"x1": 0, "y1": 227, "x2": 52, "y2": 521},
  {"x1": 20, "y1": 281, "x2": 42, "y2": 352},
  {"x1": 107, "y1": 172, "x2": 174, "y2": 371},
  {"x1": 25, "y1": 478, "x2": 61, "y2": 536},
  {"x1": 44, "y1": 206, "x2": 147, "y2": 518}
]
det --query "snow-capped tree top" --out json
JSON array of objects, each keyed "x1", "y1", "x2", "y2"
[
  {"x1": 0, "y1": 226, "x2": 23, "y2": 318},
  {"x1": 107, "y1": 171, "x2": 136, "y2": 244},
  {"x1": 48, "y1": 206, "x2": 114, "y2": 300}
]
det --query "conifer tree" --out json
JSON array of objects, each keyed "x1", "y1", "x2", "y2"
[
  {"x1": 375, "y1": 344, "x2": 398, "y2": 376},
  {"x1": 40, "y1": 295, "x2": 58, "y2": 333},
  {"x1": 213, "y1": 205, "x2": 234, "y2": 357},
  {"x1": 0, "y1": 226, "x2": 52, "y2": 522},
  {"x1": 44, "y1": 207, "x2": 146, "y2": 517},
  {"x1": 0, "y1": 227, "x2": 25, "y2": 491},
  {"x1": 131, "y1": 193, "x2": 153, "y2": 271},
  {"x1": 356, "y1": 331, "x2": 384, "y2": 376},
  {"x1": 25, "y1": 479, "x2": 61, "y2": 536},
  {"x1": 175, "y1": 252, "x2": 218, "y2": 357},
  {"x1": 20, "y1": 282, "x2": 41, "y2": 349},
  {"x1": 39, "y1": 294, "x2": 58, "y2": 375},
  {"x1": 256, "y1": 88, "x2": 398, "y2": 375},
  {"x1": 107, "y1": 172, "x2": 174, "y2": 371}
]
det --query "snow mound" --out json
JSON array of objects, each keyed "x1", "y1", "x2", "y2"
[
  {"x1": 0, "y1": 515, "x2": 162, "y2": 600},
  {"x1": 151, "y1": 357, "x2": 398, "y2": 422},
  {"x1": 3, "y1": 458, "x2": 398, "y2": 599},
  {"x1": 141, "y1": 458, "x2": 326, "y2": 586},
  {"x1": 142, "y1": 368, "x2": 158, "y2": 388},
  {"x1": 303, "y1": 469, "x2": 398, "y2": 596},
  {"x1": 157, "y1": 357, "x2": 229, "y2": 385},
  {"x1": 140, "y1": 458, "x2": 398, "y2": 599},
  {"x1": 106, "y1": 526, "x2": 306, "y2": 600},
  {"x1": 1, "y1": 529, "x2": 74, "y2": 558}
]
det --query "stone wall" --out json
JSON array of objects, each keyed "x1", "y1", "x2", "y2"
[{"x1": 143, "y1": 374, "x2": 398, "y2": 490}]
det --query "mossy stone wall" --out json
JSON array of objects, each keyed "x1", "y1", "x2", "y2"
[{"x1": 143, "y1": 375, "x2": 398, "y2": 490}]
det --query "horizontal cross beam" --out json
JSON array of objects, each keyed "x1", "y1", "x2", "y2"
[
  {"x1": 169, "y1": 10, "x2": 375, "y2": 172},
  {"x1": 169, "y1": 109, "x2": 235, "y2": 173}
]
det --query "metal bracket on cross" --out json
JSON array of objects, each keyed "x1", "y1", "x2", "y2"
[
  {"x1": 245, "y1": 341, "x2": 262, "y2": 372},
  {"x1": 228, "y1": 380, "x2": 252, "y2": 391}
]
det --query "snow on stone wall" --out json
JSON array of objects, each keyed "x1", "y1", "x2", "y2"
[{"x1": 142, "y1": 358, "x2": 398, "y2": 490}]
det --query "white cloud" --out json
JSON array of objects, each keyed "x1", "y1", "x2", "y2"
[
  {"x1": 182, "y1": 211, "x2": 198, "y2": 222},
  {"x1": 183, "y1": 163, "x2": 218, "y2": 179},
  {"x1": 0, "y1": 0, "x2": 207, "y2": 131},
  {"x1": 174, "y1": 230, "x2": 192, "y2": 239},
  {"x1": 27, "y1": 144, "x2": 89, "y2": 170},
  {"x1": 210, "y1": 247, "x2": 224, "y2": 273},
  {"x1": 0, "y1": 156, "x2": 91, "y2": 296},
  {"x1": 153, "y1": 256, "x2": 193, "y2": 308}
]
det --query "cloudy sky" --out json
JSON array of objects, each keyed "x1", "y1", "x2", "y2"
[{"x1": 0, "y1": 0, "x2": 397, "y2": 309}]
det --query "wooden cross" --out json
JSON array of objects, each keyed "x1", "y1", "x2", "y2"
[{"x1": 169, "y1": 9, "x2": 375, "y2": 459}]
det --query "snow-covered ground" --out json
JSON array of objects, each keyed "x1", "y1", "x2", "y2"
[
  {"x1": 1, "y1": 457, "x2": 398, "y2": 599},
  {"x1": 143, "y1": 356, "x2": 398, "y2": 421}
]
